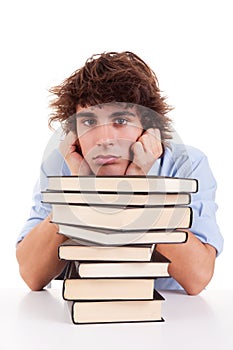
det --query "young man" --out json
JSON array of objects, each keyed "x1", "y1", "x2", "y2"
[{"x1": 16, "y1": 52, "x2": 223, "y2": 294}]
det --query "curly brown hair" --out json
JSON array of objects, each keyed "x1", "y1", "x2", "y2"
[{"x1": 48, "y1": 51, "x2": 173, "y2": 142}]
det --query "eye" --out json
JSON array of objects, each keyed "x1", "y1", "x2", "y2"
[
  {"x1": 82, "y1": 118, "x2": 97, "y2": 127},
  {"x1": 113, "y1": 118, "x2": 128, "y2": 125}
]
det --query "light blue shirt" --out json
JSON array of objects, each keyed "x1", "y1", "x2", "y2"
[{"x1": 17, "y1": 142, "x2": 223, "y2": 290}]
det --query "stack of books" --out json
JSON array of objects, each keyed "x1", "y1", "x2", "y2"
[{"x1": 42, "y1": 175, "x2": 198, "y2": 324}]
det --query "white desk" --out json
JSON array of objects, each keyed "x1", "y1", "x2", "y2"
[{"x1": 0, "y1": 288, "x2": 232, "y2": 350}]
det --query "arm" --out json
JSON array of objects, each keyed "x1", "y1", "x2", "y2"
[
  {"x1": 16, "y1": 216, "x2": 68, "y2": 291},
  {"x1": 16, "y1": 132, "x2": 91, "y2": 291},
  {"x1": 126, "y1": 129, "x2": 218, "y2": 295},
  {"x1": 156, "y1": 231, "x2": 216, "y2": 295}
]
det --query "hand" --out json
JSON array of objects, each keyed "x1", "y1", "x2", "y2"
[
  {"x1": 59, "y1": 131, "x2": 91, "y2": 175},
  {"x1": 125, "y1": 128, "x2": 163, "y2": 175}
]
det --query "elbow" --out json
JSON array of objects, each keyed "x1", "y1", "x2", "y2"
[
  {"x1": 180, "y1": 244, "x2": 216, "y2": 296},
  {"x1": 184, "y1": 268, "x2": 215, "y2": 296},
  {"x1": 185, "y1": 285, "x2": 205, "y2": 296},
  {"x1": 16, "y1": 248, "x2": 47, "y2": 291},
  {"x1": 19, "y1": 269, "x2": 46, "y2": 291},
  {"x1": 18, "y1": 264, "x2": 47, "y2": 291}
]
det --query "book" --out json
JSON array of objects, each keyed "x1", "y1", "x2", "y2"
[
  {"x1": 42, "y1": 190, "x2": 191, "y2": 206},
  {"x1": 58, "y1": 239, "x2": 155, "y2": 261},
  {"x1": 57, "y1": 223, "x2": 188, "y2": 245},
  {"x1": 63, "y1": 261, "x2": 155, "y2": 301},
  {"x1": 70, "y1": 290, "x2": 164, "y2": 324},
  {"x1": 66, "y1": 250, "x2": 170, "y2": 278},
  {"x1": 51, "y1": 204, "x2": 192, "y2": 231},
  {"x1": 47, "y1": 175, "x2": 198, "y2": 193}
]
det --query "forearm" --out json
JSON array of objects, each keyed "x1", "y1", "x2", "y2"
[
  {"x1": 156, "y1": 230, "x2": 216, "y2": 295},
  {"x1": 16, "y1": 216, "x2": 68, "y2": 291}
]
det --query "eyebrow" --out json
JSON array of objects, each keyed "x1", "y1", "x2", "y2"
[
  {"x1": 76, "y1": 110, "x2": 136, "y2": 118},
  {"x1": 111, "y1": 111, "x2": 136, "y2": 118},
  {"x1": 76, "y1": 112, "x2": 96, "y2": 118}
]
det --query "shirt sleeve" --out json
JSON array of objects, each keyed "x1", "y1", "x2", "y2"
[
  {"x1": 157, "y1": 144, "x2": 224, "y2": 256},
  {"x1": 16, "y1": 148, "x2": 70, "y2": 244},
  {"x1": 16, "y1": 180, "x2": 51, "y2": 244},
  {"x1": 188, "y1": 153, "x2": 224, "y2": 255}
]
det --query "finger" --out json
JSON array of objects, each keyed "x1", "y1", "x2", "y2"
[
  {"x1": 137, "y1": 134, "x2": 150, "y2": 152},
  {"x1": 145, "y1": 128, "x2": 157, "y2": 137},
  {"x1": 153, "y1": 128, "x2": 161, "y2": 142},
  {"x1": 138, "y1": 129, "x2": 159, "y2": 149},
  {"x1": 130, "y1": 141, "x2": 145, "y2": 163},
  {"x1": 131, "y1": 141, "x2": 144, "y2": 154},
  {"x1": 66, "y1": 131, "x2": 78, "y2": 145},
  {"x1": 151, "y1": 128, "x2": 162, "y2": 156},
  {"x1": 143, "y1": 128, "x2": 161, "y2": 142},
  {"x1": 59, "y1": 131, "x2": 78, "y2": 157},
  {"x1": 139, "y1": 129, "x2": 162, "y2": 157}
]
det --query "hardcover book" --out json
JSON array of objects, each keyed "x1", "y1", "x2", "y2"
[
  {"x1": 57, "y1": 223, "x2": 188, "y2": 246},
  {"x1": 63, "y1": 261, "x2": 155, "y2": 301},
  {"x1": 47, "y1": 175, "x2": 198, "y2": 193},
  {"x1": 58, "y1": 239, "x2": 155, "y2": 261},
  {"x1": 51, "y1": 204, "x2": 192, "y2": 231},
  {"x1": 65, "y1": 250, "x2": 170, "y2": 278},
  {"x1": 42, "y1": 190, "x2": 191, "y2": 207},
  {"x1": 70, "y1": 290, "x2": 165, "y2": 324}
]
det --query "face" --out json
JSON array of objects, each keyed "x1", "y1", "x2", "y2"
[{"x1": 75, "y1": 103, "x2": 143, "y2": 175}]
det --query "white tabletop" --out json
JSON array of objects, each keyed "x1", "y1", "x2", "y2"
[{"x1": 0, "y1": 287, "x2": 232, "y2": 350}]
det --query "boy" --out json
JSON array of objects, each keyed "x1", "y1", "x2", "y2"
[{"x1": 16, "y1": 52, "x2": 223, "y2": 294}]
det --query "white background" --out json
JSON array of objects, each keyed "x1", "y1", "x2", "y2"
[{"x1": 0, "y1": 0, "x2": 232, "y2": 289}]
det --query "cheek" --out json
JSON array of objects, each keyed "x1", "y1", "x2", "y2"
[
  {"x1": 125, "y1": 125, "x2": 143, "y2": 139},
  {"x1": 78, "y1": 129, "x2": 96, "y2": 157},
  {"x1": 119, "y1": 128, "x2": 142, "y2": 145},
  {"x1": 78, "y1": 138, "x2": 93, "y2": 158}
]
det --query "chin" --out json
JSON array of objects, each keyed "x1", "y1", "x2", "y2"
[{"x1": 93, "y1": 164, "x2": 128, "y2": 176}]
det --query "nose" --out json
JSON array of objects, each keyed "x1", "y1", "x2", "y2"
[{"x1": 96, "y1": 124, "x2": 115, "y2": 147}]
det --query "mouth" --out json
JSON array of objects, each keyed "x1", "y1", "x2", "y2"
[{"x1": 93, "y1": 155, "x2": 121, "y2": 165}]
